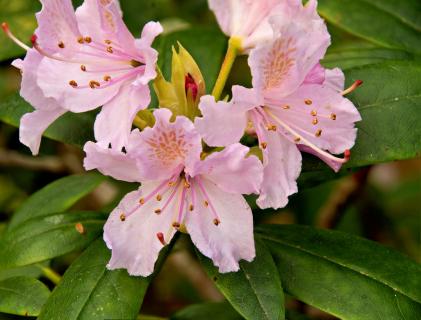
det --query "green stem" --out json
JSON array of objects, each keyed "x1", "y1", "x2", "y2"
[
  {"x1": 211, "y1": 37, "x2": 242, "y2": 100},
  {"x1": 36, "y1": 264, "x2": 62, "y2": 285}
]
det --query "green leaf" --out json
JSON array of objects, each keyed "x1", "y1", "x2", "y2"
[
  {"x1": 156, "y1": 27, "x2": 227, "y2": 92},
  {"x1": 171, "y1": 301, "x2": 243, "y2": 320},
  {"x1": 38, "y1": 239, "x2": 150, "y2": 320},
  {"x1": 318, "y1": 0, "x2": 421, "y2": 54},
  {"x1": 257, "y1": 224, "x2": 421, "y2": 320},
  {"x1": 8, "y1": 173, "x2": 105, "y2": 230},
  {"x1": 0, "y1": 0, "x2": 39, "y2": 61},
  {"x1": 0, "y1": 276, "x2": 50, "y2": 317},
  {"x1": 0, "y1": 94, "x2": 96, "y2": 150},
  {"x1": 0, "y1": 211, "x2": 105, "y2": 269},
  {"x1": 198, "y1": 238, "x2": 284, "y2": 320}
]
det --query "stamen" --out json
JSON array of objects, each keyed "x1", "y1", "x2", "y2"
[
  {"x1": 89, "y1": 80, "x2": 101, "y2": 89},
  {"x1": 264, "y1": 107, "x2": 349, "y2": 164},
  {"x1": 107, "y1": 46, "x2": 114, "y2": 53},
  {"x1": 184, "y1": 179, "x2": 191, "y2": 189},
  {"x1": 84, "y1": 36, "x2": 92, "y2": 43},
  {"x1": 156, "y1": 194, "x2": 162, "y2": 201},
  {"x1": 80, "y1": 65, "x2": 87, "y2": 72},
  {"x1": 154, "y1": 208, "x2": 162, "y2": 214},
  {"x1": 283, "y1": 105, "x2": 290, "y2": 110},
  {"x1": 213, "y1": 218, "x2": 221, "y2": 226},
  {"x1": 204, "y1": 200, "x2": 209, "y2": 207},
  {"x1": 103, "y1": 75, "x2": 111, "y2": 82},
  {"x1": 77, "y1": 37, "x2": 85, "y2": 44},
  {"x1": 310, "y1": 110, "x2": 317, "y2": 116},
  {"x1": 189, "y1": 204, "x2": 194, "y2": 211},
  {"x1": 139, "y1": 198, "x2": 145, "y2": 204},
  {"x1": 105, "y1": 39, "x2": 112, "y2": 45},
  {"x1": 69, "y1": 80, "x2": 78, "y2": 88},
  {"x1": 172, "y1": 222, "x2": 181, "y2": 229},
  {"x1": 261, "y1": 142, "x2": 267, "y2": 149},
  {"x1": 119, "y1": 213, "x2": 126, "y2": 221},
  {"x1": 294, "y1": 137, "x2": 301, "y2": 142},
  {"x1": 315, "y1": 129, "x2": 322, "y2": 137},
  {"x1": 130, "y1": 60, "x2": 144, "y2": 68},
  {"x1": 1, "y1": 22, "x2": 31, "y2": 51},
  {"x1": 267, "y1": 124, "x2": 277, "y2": 131},
  {"x1": 157, "y1": 232, "x2": 166, "y2": 245},
  {"x1": 305, "y1": 99, "x2": 313, "y2": 105},
  {"x1": 196, "y1": 177, "x2": 221, "y2": 224},
  {"x1": 58, "y1": 41, "x2": 65, "y2": 49},
  {"x1": 342, "y1": 80, "x2": 363, "y2": 96},
  {"x1": 330, "y1": 113, "x2": 337, "y2": 120},
  {"x1": 312, "y1": 118, "x2": 318, "y2": 125}
]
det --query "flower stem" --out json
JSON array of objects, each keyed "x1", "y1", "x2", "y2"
[
  {"x1": 211, "y1": 37, "x2": 242, "y2": 100},
  {"x1": 36, "y1": 264, "x2": 61, "y2": 285}
]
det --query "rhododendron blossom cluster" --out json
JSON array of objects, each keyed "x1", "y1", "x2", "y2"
[{"x1": 4, "y1": 0, "x2": 361, "y2": 276}]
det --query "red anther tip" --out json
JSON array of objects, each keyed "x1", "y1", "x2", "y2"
[
  {"x1": 344, "y1": 149, "x2": 351, "y2": 161},
  {"x1": 30, "y1": 34, "x2": 37, "y2": 45},
  {"x1": 355, "y1": 80, "x2": 363, "y2": 87},
  {"x1": 157, "y1": 232, "x2": 166, "y2": 246},
  {"x1": 1, "y1": 22, "x2": 8, "y2": 32}
]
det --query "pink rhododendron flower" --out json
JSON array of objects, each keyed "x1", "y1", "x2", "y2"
[
  {"x1": 6, "y1": 0, "x2": 162, "y2": 155},
  {"x1": 196, "y1": 0, "x2": 362, "y2": 209},
  {"x1": 84, "y1": 108, "x2": 263, "y2": 276},
  {"x1": 208, "y1": 0, "x2": 302, "y2": 52}
]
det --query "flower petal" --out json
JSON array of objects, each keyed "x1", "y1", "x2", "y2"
[
  {"x1": 19, "y1": 107, "x2": 67, "y2": 155},
  {"x1": 130, "y1": 109, "x2": 202, "y2": 181},
  {"x1": 36, "y1": 0, "x2": 81, "y2": 54},
  {"x1": 268, "y1": 84, "x2": 361, "y2": 155},
  {"x1": 189, "y1": 143, "x2": 263, "y2": 195},
  {"x1": 185, "y1": 177, "x2": 255, "y2": 273},
  {"x1": 83, "y1": 141, "x2": 143, "y2": 182},
  {"x1": 249, "y1": 0, "x2": 330, "y2": 97},
  {"x1": 104, "y1": 181, "x2": 178, "y2": 276},
  {"x1": 252, "y1": 117, "x2": 302, "y2": 209},
  {"x1": 195, "y1": 93, "x2": 249, "y2": 147},
  {"x1": 94, "y1": 83, "x2": 150, "y2": 149}
]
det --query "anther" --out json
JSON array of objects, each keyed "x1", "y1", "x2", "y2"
[
  {"x1": 312, "y1": 118, "x2": 318, "y2": 125},
  {"x1": 189, "y1": 204, "x2": 194, "y2": 211},
  {"x1": 103, "y1": 75, "x2": 111, "y2": 82},
  {"x1": 75, "y1": 222, "x2": 85, "y2": 234},
  {"x1": 172, "y1": 222, "x2": 181, "y2": 229},
  {"x1": 267, "y1": 124, "x2": 277, "y2": 131},
  {"x1": 130, "y1": 60, "x2": 143, "y2": 68},
  {"x1": 84, "y1": 36, "x2": 92, "y2": 43},
  {"x1": 261, "y1": 142, "x2": 267, "y2": 149},
  {"x1": 305, "y1": 99, "x2": 313, "y2": 105},
  {"x1": 139, "y1": 198, "x2": 145, "y2": 205},
  {"x1": 330, "y1": 113, "x2": 337, "y2": 120},
  {"x1": 204, "y1": 200, "x2": 209, "y2": 207},
  {"x1": 344, "y1": 149, "x2": 351, "y2": 161},
  {"x1": 157, "y1": 232, "x2": 166, "y2": 245},
  {"x1": 311, "y1": 110, "x2": 317, "y2": 116},
  {"x1": 80, "y1": 65, "x2": 87, "y2": 72},
  {"x1": 77, "y1": 37, "x2": 84, "y2": 44},
  {"x1": 106, "y1": 46, "x2": 113, "y2": 53},
  {"x1": 213, "y1": 218, "x2": 220, "y2": 226},
  {"x1": 104, "y1": 39, "x2": 112, "y2": 45},
  {"x1": 154, "y1": 209, "x2": 162, "y2": 214},
  {"x1": 119, "y1": 213, "x2": 126, "y2": 221},
  {"x1": 342, "y1": 80, "x2": 363, "y2": 96},
  {"x1": 58, "y1": 41, "x2": 65, "y2": 49},
  {"x1": 69, "y1": 80, "x2": 78, "y2": 88},
  {"x1": 294, "y1": 137, "x2": 301, "y2": 142},
  {"x1": 89, "y1": 80, "x2": 100, "y2": 89},
  {"x1": 283, "y1": 105, "x2": 290, "y2": 110},
  {"x1": 168, "y1": 181, "x2": 175, "y2": 187},
  {"x1": 184, "y1": 180, "x2": 191, "y2": 189},
  {"x1": 315, "y1": 129, "x2": 322, "y2": 137},
  {"x1": 156, "y1": 194, "x2": 162, "y2": 201}
]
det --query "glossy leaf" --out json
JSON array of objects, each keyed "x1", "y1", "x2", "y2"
[
  {"x1": 171, "y1": 301, "x2": 243, "y2": 320},
  {"x1": 8, "y1": 173, "x2": 105, "y2": 230},
  {"x1": 0, "y1": 276, "x2": 50, "y2": 317},
  {"x1": 0, "y1": 94, "x2": 96, "y2": 150},
  {"x1": 198, "y1": 238, "x2": 284, "y2": 320},
  {"x1": 257, "y1": 224, "x2": 421, "y2": 319},
  {"x1": 0, "y1": 0, "x2": 39, "y2": 61},
  {"x1": 0, "y1": 211, "x2": 105, "y2": 269},
  {"x1": 38, "y1": 239, "x2": 150, "y2": 320},
  {"x1": 318, "y1": 0, "x2": 421, "y2": 54}
]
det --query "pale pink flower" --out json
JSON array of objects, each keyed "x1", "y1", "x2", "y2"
[
  {"x1": 196, "y1": 1, "x2": 361, "y2": 209},
  {"x1": 5, "y1": 0, "x2": 162, "y2": 155},
  {"x1": 84, "y1": 108, "x2": 263, "y2": 276},
  {"x1": 208, "y1": 0, "x2": 303, "y2": 52}
]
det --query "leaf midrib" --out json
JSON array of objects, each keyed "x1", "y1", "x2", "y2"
[
  {"x1": 357, "y1": 93, "x2": 421, "y2": 111},
  {"x1": 258, "y1": 233, "x2": 421, "y2": 305}
]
